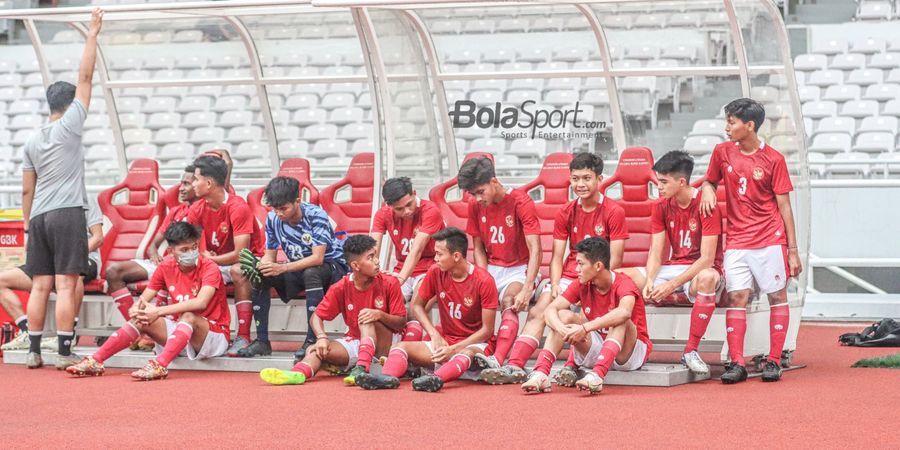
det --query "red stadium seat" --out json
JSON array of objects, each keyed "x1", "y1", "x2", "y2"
[
  {"x1": 320, "y1": 152, "x2": 375, "y2": 236},
  {"x1": 428, "y1": 152, "x2": 495, "y2": 231},
  {"x1": 246, "y1": 158, "x2": 320, "y2": 228},
  {"x1": 94, "y1": 159, "x2": 166, "y2": 293},
  {"x1": 517, "y1": 152, "x2": 574, "y2": 278},
  {"x1": 600, "y1": 147, "x2": 658, "y2": 269},
  {"x1": 163, "y1": 183, "x2": 180, "y2": 210}
]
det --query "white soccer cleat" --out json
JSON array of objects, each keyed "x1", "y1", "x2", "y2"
[
  {"x1": 521, "y1": 371, "x2": 551, "y2": 394},
  {"x1": 40, "y1": 336, "x2": 58, "y2": 350},
  {"x1": 681, "y1": 350, "x2": 710, "y2": 375},
  {"x1": 1, "y1": 331, "x2": 30, "y2": 351},
  {"x1": 473, "y1": 353, "x2": 501, "y2": 370},
  {"x1": 575, "y1": 370, "x2": 604, "y2": 395}
]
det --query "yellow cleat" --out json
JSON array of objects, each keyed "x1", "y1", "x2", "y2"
[{"x1": 260, "y1": 368, "x2": 307, "y2": 386}]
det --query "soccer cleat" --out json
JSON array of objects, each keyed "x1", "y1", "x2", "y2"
[
  {"x1": 761, "y1": 360, "x2": 783, "y2": 382},
  {"x1": 320, "y1": 362, "x2": 346, "y2": 375},
  {"x1": 575, "y1": 370, "x2": 604, "y2": 395},
  {"x1": 553, "y1": 366, "x2": 579, "y2": 387},
  {"x1": 66, "y1": 356, "x2": 105, "y2": 377},
  {"x1": 129, "y1": 335, "x2": 156, "y2": 352},
  {"x1": 412, "y1": 375, "x2": 444, "y2": 393},
  {"x1": 239, "y1": 249, "x2": 263, "y2": 287},
  {"x1": 472, "y1": 353, "x2": 501, "y2": 371},
  {"x1": 521, "y1": 371, "x2": 551, "y2": 394},
  {"x1": 225, "y1": 336, "x2": 251, "y2": 357},
  {"x1": 40, "y1": 336, "x2": 58, "y2": 351},
  {"x1": 0, "y1": 331, "x2": 30, "y2": 351},
  {"x1": 260, "y1": 368, "x2": 307, "y2": 386},
  {"x1": 720, "y1": 363, "x2": 748, "y2": 384},
  {"x1": 55, "y1": 353, "x2": 83, "y2": 370},
  {"x1": 479, "y1": 365, "x2": 528, "y2": 385},
  {"x1": 355, "y1": 373, "x2": 400, "y2": 390},
  {"x1": 343, "y1": 365, "x2": 367, "y2": 386},
  {"x1": 131, "y1": 360, "x2": 168, "y2": 381},
  {"x1": 681, "y1": 350, "x2": 710, "y2": 375},
  {"x1": 237, "y1": 339, "x2": 272, "y2": 357},
  {"x1": 25, "y1": 352, "x2": 43, "y2": 369}
]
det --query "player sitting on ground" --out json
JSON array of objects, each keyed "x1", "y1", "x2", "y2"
[
  {"x1": 456, "y1": 157, "x2": 541, "y2": 370},
  {"x1": 521, "y1": 237, "x2": 652, "y2": 395},
  {"x1": 699, "y1": 98, "x2": 802, "y2": 384},
  {"x1": 258, "y1": 235, "x2": 407, "y2": 386},
  {"x1": 480, "y1": 152, "x2": 628, "y2": 386},
  {"x1": 617, "y1": 150, "x2": 723, "y2": 375},
  {"x1": 355, "y1": 228, "x2": 498, "y2": 392},
  {"x1": 67, "y1": 222, "x2": 231, "y2": 380}
]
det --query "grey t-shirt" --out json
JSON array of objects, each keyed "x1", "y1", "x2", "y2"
[
  {"x1": 22, "y1": 99, "x2": 88, "y2": 220},
  {"x1": 85, "y1": 195, "x2": 102, "y2": 268}
]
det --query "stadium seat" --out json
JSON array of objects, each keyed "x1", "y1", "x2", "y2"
[
  {"x1": 278, "y1": 141, "x2": 309, "y2": 158},
  {"x1": 797, "y1": 85, "x2": 821, "y2": 103},
  {"x1": 809, "y1": 133, "x2": 852, "y2": 154},
  {"x1": 841, "y1": 100, "x2": 879, "y2": 119},
  {"x1": 847, "y1": 68, "x2": 884, "y2": 86},
  {"x1": 599, "y1": 147, "x2": 658, "y2": 268},
  {"x1": 853, "y1": 132, "x2": 894, "y2": 154},
  {"x1": 859, "y1": 116, "x2": 898, "y2": 134},
  {"x1": 856, "y1": 1, "x2": 892, "y2": 20},
  {"x1": 863, "y1": 83, "x2": 900, "y2": 102},
  {"x1": 688, "y1": 119, "x2": 727, "y2": 140},
  {"x1": 830, "y1": 53, "x2": 866, "y2": 71},
  {"x1": 868, "y1": 52, "x2": 900, "y2": 70},
  {"x1": 807, "y1": 69, "x2": 844, "y2": 88},
  {"x1": 823, "y1": 85, "x2": 861, "y2": 102},
  {"x1": 812, "y1": 38, "x2": 848, "y2": 55},
  {"x1": 517, "y1": 152, "x2": 574, "y2": 277},
  {"x1": 246, "y1": 158, "x2": 320, "y2": 228},
  {"x1": 319, "y1": 152, "x2": 375, "y2": 235},
  {"x1": 428, "y1": 152, "x2": 495, "y2": 233},
  {"x1": 793, "y1": 53, "x2": 827, "y2": 72},
  {"x1": 814, "y1": 116, "x2": 856, "y2": 138},
  {"x1": 802, "y1": 100, "x2": 838, "y2": 119},
  {"x1": 683, "y1": 135, "x2": 719, "y2": 155}
]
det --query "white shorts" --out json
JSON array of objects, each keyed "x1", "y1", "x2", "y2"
[
  {"x1": 219, "y1": 265, "x2": 234, "y2": 284},
  {"x1": 488, "y1": 264, "x2": 537, "y2": 301},
  {"x1": 574, "y1": 331, "x2": 649, "y2": 372},
  {"x1": 638, "y1": 265, "x2": 724, "y2": 303},
  {"x1": 153, "y1": 317, "x2": 229, "y2": 360},
  {"x1": 131, "y1": 258, "x2": 158, "y2": 278},
  {"x1": 724, "y1": 245, "x2": 787, "y2": 294},
  {"x1": 400, "y1": 272, "x2": 427, "y2": 301},
  {"x1": 540, "y1": 276, "x2": 575, "y2": 295},
  {"x1": 335, "y1": 333, "x2": 402, "y2": 371}
]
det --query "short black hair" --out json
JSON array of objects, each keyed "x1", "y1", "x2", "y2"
[
  {"x1": 723, "y1": 98, "x2": 765, "y2": 132},
  {"x1": 432, "y1": 227, "x2": 468, "y2": 258},
  {"x1": 457, "y1": 157, "x2": 495, "y2": 192},
  {"x1": 264, "y1": 176, "x2": 300, "y2": 207},
  {"x1": 575, "y1": 237, "x2": 611, "y2": 269},
  {"x1": 653, "y1": 151, "x2": 694, "y2": 181},
  {"x1": 342, "y1": 234, "x2": 377, "y2": 262},
  {"x1": 164, "y1": 222, "x2": 202, "y2": 246},
  {"x1": 569, "y1": 152, "x2": 604, "y2": 175},
  {"x1": 46, "y1": 81, "x2": 76, "y2": 114},
  {"x1": 192, "y1": 155, "x2": 228, "y2": 187},
  {"x1": 184, "y1": 164, "x2": 195, "y2": 174},
  {"x1": 382, "y1": 177, "x2": 413, "y2": 205}
]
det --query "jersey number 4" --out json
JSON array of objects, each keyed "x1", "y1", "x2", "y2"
[{"x1": 489, "y1": 226, "x2": 506, "y2": 244}]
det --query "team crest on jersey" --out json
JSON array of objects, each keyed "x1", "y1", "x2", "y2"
[
  {"x1": 220, "y1": 223, "x2": 229, "y2": 234},
  {"x1": 670, "y1": 221, "x2": 675, "y2": 228},
  {"x1": 584, "y1": 307, "x2": 592, "y2": 315},
  {"x1": 505, "y1": 215, "x2": 514, "y2": 227},
  {"x1": 347, "y1": 303, "x2": 354, "y2": 311},
  {"x1": 481, "y1": 216, "x2": 487, "y2": 223},
  {"x1": 727, "y1": 165, "x2": 733, "y2": 173},
  {"x1": 753, "y1": 167, "x2": 764, "y2": 180},
  {"x1": 689, "y1": 219, "x2": 698, "y2": 232},
  {"x1": 301, "y1": 233, "x2": 313, "y2": 245},
  {"x1": 440, "y1": 292, "x2": 446, "y2": 299},
  {"x1": 463, "y1": 296, "x2": 474, "y2": 307},
  {"x1": 169, "y1": 285, "x2": 176, "y2": 293},
  {"x1": 594, "y1": 225, "x2": 604, "y2": 235},
  {"x1": 413, "y1": 227, "x2": 419, "y2": 235},
  {"x1": 191, "y1": 286, "x2": 199, "y2": 297},
  {"x1": 393, "y1": 229, "x2": 398, "y2": 236},
  {"x1": 374, "y1": 296, "x2": 384, "y2": 309}
]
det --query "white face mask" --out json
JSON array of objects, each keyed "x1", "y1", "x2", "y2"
[{"x1": 177, "y1": 249, "x2": 199, "y2": 268}]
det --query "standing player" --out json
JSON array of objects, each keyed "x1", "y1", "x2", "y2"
[
  {"x1": 239, "y1": 176, "x2": 348, "y2": 361},
  {"x1": 356, "y1": 228, "x2": 498, "y2": 392},
  {"x1": 617, "y1": 151, "x2": 723, "y2": 375},
  {"x1": 66, "y1": 222, "x2": 231, "y2": 380},
  {"x1": 186, "y1": 155, "x2": 264, "y2": 357},
  {"x1": 456, "y1": 156, "x2": 541, "y2": 369},
  {"x1": 20, "y1": 9, "x2": 103, "y2": 370},
  {"x1": 481, "y1": 152, "x2": 628, "y2": 385},
  {"x1": 258, "y1": 235, "x2": 407, "y2": 386},
  {"x1": 700, "y1": 98, "x2": 802, "y2": 384},
  {"x1": 521, "y1": 237, "x2": 651, "y2": 395}
]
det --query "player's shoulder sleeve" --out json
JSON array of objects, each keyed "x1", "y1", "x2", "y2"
[
  {"x1": 198, "y1": 258, "x2": 224, "y2": 288},
  {"x1": 705, "y1": 143, "x2": 726, "y2": 184},
  {"x1": 227, "y1": 196, "x2": 255, "y2": 235},
  {"x1": 553, "y1": 201, "x2": 574, "y2": 240},
  {"x1": 650, "y1": 198, "x2": 666, "y2": 234},
  {"x1": 306, "y1": 204, "x2": 336, "y2": 246},
  {"x1": 147, "y1": 259, "x2": 170, "y2": 291},
  {"x1": 371, "y1": 205, "x2": 388, "y2": 233},
  {"x1": 465, "y1": 199, "x2": 480, "y2": 237},
  {"x1": 514, "y1": 190, "x2": 541, "y2": 235},
  {"x1": 615, "y1": 273, "x2": 641, "y2": 306},
  {"x1": 700, "y1": 202, "x2": 722, "y2": 235},
  {"x1": 770, "y1": 150, "x2": 794, "y2": 195},
  {"x1": 58, "y1": 98, "x2": 87, "y2": 138},
  {"x1": 419, "y1": 200, "x2": 444, "y2": 234},
  {"x1": 264, "y1": 211, "x2": 281, "y2": 250},
  {"x1": 605, "y1": 199, "x2": 630, "y2": 240},
  {"x1": 382, "y1": 274, "x2": 407, "y2": 316},
  {"x1": 417, "y1": 264, "x2": 440, "y2": 300},
  {"x1": 185, "y1": 200, "x2": 203, "y2": 225},
  {"x1": 477, "y1": 267, "x2": 500, "y2": 310},
  {"x1": 315, "y1": 278, "x2": 342, "y2": 321},
  {"x1": 559, "y1": 279, "x2": 581, "y2": 304}
]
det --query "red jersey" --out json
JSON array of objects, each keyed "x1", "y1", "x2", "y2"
[
  {"x1": 466, "y1": 189, "x2": 541, "y2": 267},
  {"x1": 650, "y1": 189, "x2": 724, "y2": 271},
  {"x1": 315, "y1": 273, "x2": 406, "y2": 340},
  {"x1": 186, "y1": 193, "x2": 264, "y2": 257},
  {"x1": 159, "y1": 202, "x2": 191, "y2": 236},
  {"x1": 418, "y1": 263, "x2": 499, "y2": 345},
  {"x1": 560, "y1": 271, "x2": 651, "y2": 352},
  {"x1": 705, "y1": 141, "x2": 793, "y2": 250},
  {"x1": 554, "y1": 195, "x2": 629, "y2": 278},
  {"x1": 371, "y1": 198, "x2": 444, "y2": 276},
  {"x1": 148, "y1": 256, "x2": 230, "y2": 338}
]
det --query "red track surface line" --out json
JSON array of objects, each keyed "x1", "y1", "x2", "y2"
[{"x1": 2, "y1": 324, "x2": 899, "y2": 448}]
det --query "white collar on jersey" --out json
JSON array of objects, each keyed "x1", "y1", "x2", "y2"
[
  {"x1": 691, "y1": 187, "x2": 699, "y2": 199},
  {"x1": 467, "y1": 262, "x2": 474, "y2": 275},
  {"x1": 577, "y1": 193, "x2": 605, "y2": 206}
]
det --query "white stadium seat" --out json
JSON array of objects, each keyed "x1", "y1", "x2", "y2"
[{"x1": 809, "y1": 133, "x2": 852, "y2": 154}]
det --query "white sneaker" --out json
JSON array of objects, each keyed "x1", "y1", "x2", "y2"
[
  {"x1": 41, "y1": 336, "x2": 58, "y2": 350},
  {"x1": 521, "y1": 371, "x2": 551, "y2": 394},
  {"x1": 575, "y1": 370, "x2": 604, "y2": 395},
  {"x1": 1, "y1": 331, "x2": 30, "y2": 350},
  {"x1": 681, "y1": 350, "x2": 710, "y2": 375}
]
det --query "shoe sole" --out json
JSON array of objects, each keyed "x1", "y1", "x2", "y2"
[
  {"x1": 356, "y1": 375, "x2": 400, "y2": 390},
  {"x1": 521, "y1": 383, "x2": 551, "y2": 394},
  {"x1": 260, "y1": 368, "x2": 306, "y2": 385},
  {"x1": 133, "y1": 375, "x2": 168, "y2": 381},
  {"x1": 721, "y1": 377, "x2": 747, "y2": 385},
  {"x1": 575, "y1": 382, "x2": 603, "y2": 395},
  {"x1": 412, "y1": 379, "x2": 443, "y2": 392},
  {"x1": 761, "y1": 374, "x2": 782, "y2": 382},
  {"x1": 480, "y1": 370, "x2": 527, "y2": 385},
  {"x1": 67, "y1": 368, "x2": 104, "y2": 377},
  {"x1": 26, "y1": 364, "x2": 43, "y2": 369},
  {"x1": 553, "y1": 370, "x2": 578, "y2": 387}
]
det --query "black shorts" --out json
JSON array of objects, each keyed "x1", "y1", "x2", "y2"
[
  {"x1": 19, "y1": 259, "x2": 97, "y2": 282},
  {"x1": 24, "y1": 207, "x2": 89, "y2": 277}
]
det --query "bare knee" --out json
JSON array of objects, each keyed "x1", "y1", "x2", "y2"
[
  {"x1": 501, "y1": 295, "x2": 516, "y2": 310},
  {"x1": 179, "y1": 311, "x2": 197, "y2": 325},
  {"x1": 105, "y1": 264, "x2": 124, "y2": 283},
  {"x1": 555, "y1": 309, "x2": 579, "y2": 324},
  {"x1": 722, "y1": 290, "x2": 749, "y2": 308},
  {"x1": 767, "y1": 288, "x2": 787, "y2": 305},
  {"x1": 527, "y1": 294, "x2": 551, "y2": 321},
  {"x1": 229, "y1": 264, "x2": 246, "y2": 283},
  {"x1": 695, "y1": 269, "x2": 720, "y2": 291}
]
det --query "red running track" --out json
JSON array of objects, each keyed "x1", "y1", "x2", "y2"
[{"x1": 1, "y1": 324, "x2": 898, "y2": 448}]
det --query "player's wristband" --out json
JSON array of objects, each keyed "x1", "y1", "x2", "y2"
[
  {"x1": 582, "y1": 324, "x2": 588, "y2": 334},
  {"x1": 316, "y1": 335, "x2": 328, "y2": 340},
  {"x1": 787, "y1": 246, "x2": 798, "y2": 250}
]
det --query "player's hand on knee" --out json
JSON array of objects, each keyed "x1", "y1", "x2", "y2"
[
  {"x1": 358, "y1": 308, "x2": 382, "y2": 324},
  {"x1": 513, "y1": 289, "x2": 532, "y2": 312},
  {"x1": 312, "y1": 338, "x2": 330, "y2": 359},
  {"x1": 562, "y1": 324, "x2": 587, "y2": 344},
  {"x1": 649, "y1": 281, "x2": 676, "y2": 302},
  {"x1": 431, "y1": 343, "x2": 456, "y2": 363},
  {"x1": 641, "y1": 282, "x2": 655, "y2": 303}
]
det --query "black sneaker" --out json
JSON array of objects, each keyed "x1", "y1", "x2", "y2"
[
  {"x1": 293, "y1": 341, "x2": 313, "y2": 362},
  {"x1": 237, "y1": 339, "x2": 272, "y2": 357},
  {"x1": 720, "y1": 363, "x2": 748, "y2": 384},
  {"x1": 761, "y1": 360, "x2": 783, "y2": 382},
  {"x1": 356, "y1": 373, "x2": 400, "y2": 390},
  {"x1": 412, "y1": 374, "x2": 444, "y2": 392}
]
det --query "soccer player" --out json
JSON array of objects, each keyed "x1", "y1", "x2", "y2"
[
  {"x1": 480, "y1": 152, "x2": 628, "y2": 385},
  {"x1": 240, "y1": 176, "x2": 348, "y2": 361},
  {"x1": 617, "y1": 151, "x2": 723, "y2": 375},
  {"x1": 186, "y1": 155, "x2": 264, "y2": 357},
  {"x1": 456, "y1": 156, "x2": 541, "y2": 369},
  {"x1": 20, "y1": 8, "x2": 103, "y2": 370},
  {"x1": 355, "y1": 228, "x2": 498, "y2": 393},
  {"x1": 699, "y1": 98, "x2": 802, "y2": 384},
  {"x1": 520, "y1": 237, "x2": 651, "y2": 395},
  {"x1": 66, "y1": 222, "x2": 231, "y2": 380},
  {"x1": 258, "y1": 235, "x2": 407, "y2": 386}
]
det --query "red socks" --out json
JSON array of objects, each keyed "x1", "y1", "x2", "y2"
[
  {"x1": 291, "y1": 361, "x2": 314, "y2": 378},
  {"x1": 769, "y1": 303, "x2": 790, "y2": 363},
  {"x1": 533, "y1": 349, "x2": 556, "y2": 376},
  {"x1": 684, "y1": 293, "x2": 717, "y2": 354},
  {"x1": 402, "y1": 321, "x2": 423, "y2": 341},
  {"x1": 93, "y1": 322, "x2": 140, "y2": 363},
  {"x1": 110, "y1": 288, "x2": 134, "y2": 320},
  {"x1": 357, "y1": 337, "x2": 375, "y2": 371},
  {"x1": 725, "y1": 308, "x2": 747, "y2": 366},
  {"x1": 492, "y1": 309, "x2": 519, "y2": 364},
  {"x1": 381, "y1": 348, "x2": 409, "y2": 378},
  {"x1": 506, "y1": 335, "x2": 539, "y2": 369},
  {"x1": 434, "y1": 354, "x2": 471, "y2": 382},
  {"x1": 592, "y1": 338, "x2": 622, "y2": 378},
  {"x1": 155, "y1": 322, "x2": 193, "y2": 367},
  {"x1": 235, "y1": 301, "x2": 252, "y2": 341},
  {"x1": 156, "y1": 290, "x2": 170, "y2": 307},
  {"x1": 564, "y1": 349, "x2": 577, "y2": 369}
]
